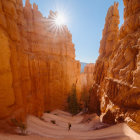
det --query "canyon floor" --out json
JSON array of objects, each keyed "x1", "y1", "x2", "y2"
[{"x1": 0, "y1": 110, "x2": 140, "y2": 140}]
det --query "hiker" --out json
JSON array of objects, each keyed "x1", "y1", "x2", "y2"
[
  {"x1": 68, "y1": 122, "x2": 71, "y2": 131},
  {"x1": 87, "y1": 118, "x2": 91, "y2": 123}
]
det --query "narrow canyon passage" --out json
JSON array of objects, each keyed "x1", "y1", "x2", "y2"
[
  {"x1": 0, "y1": 0, "x2": 140, "y2": 139},
  {"x1": 0, "y1": 110, "x2": 140, "y2": 140}
]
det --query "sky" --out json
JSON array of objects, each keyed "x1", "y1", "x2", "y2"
[{"x1": 23, "y1": 0, "x2": 124, "y2": 63}]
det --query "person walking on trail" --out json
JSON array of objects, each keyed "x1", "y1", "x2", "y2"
[{"x1": 68, "y1": 123, "x2": 71, "y2": 131}]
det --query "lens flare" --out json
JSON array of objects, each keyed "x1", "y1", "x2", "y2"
[
  {"x1": 55, "y1": 14, "x2": 66, "y2": 26},
  {"x1": 48, "y1": 10, "x2": 68, "y2": 34}
]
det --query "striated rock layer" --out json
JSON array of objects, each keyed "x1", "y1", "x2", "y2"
[
  {"x1": 89, "y1": 0, "x2": 140, "y2": 132},
  {"x1": 0, "y1": 0, "x2": 81, "y2": 122}
]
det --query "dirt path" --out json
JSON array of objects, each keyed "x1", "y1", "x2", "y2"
[{"x1": 0, "y1": 110, "x2": 140, "y2": 140}]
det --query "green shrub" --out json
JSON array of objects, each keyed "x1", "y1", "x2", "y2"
[
  {"x1": 51, "y1": 120, "x2": 56, "y2": 124},
  {"x1": 11, "y1": 118, "x2": 27, "y2": 135},
  {"x1": 45, "y1": 110, "x2": 50, "y2": 113}
]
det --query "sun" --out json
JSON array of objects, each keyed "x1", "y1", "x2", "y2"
[
  {"x1": 54, "y1": 13, "x2": 66, "y2": 26},
  {"x1": 55, "y1": 14, "x2": 66, "y2": 26},
  {"x1": 48, "y1": 11, "x2": 68, "y2": 33}
]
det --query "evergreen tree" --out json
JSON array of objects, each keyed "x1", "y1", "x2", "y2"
[
  {"x1": 67, "y1": 84, "x2": 80, "y2": 115},
  {"x1": 80, "y1": 86, "x2": 93, "y2": 113}
]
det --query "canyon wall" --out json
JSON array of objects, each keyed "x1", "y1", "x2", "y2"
[
  {"x1": 0, "y1": 0, "x2": 81, "y2": 122},
  {"x1": 80, "y1": 63, "x2": 94, "y2": 109},
  {"x1": 80, "y1": 63, "x2": 94, "y2": 91},
  {"x1": 89, "y1": 0, "x2": 140, "y2": 132}
]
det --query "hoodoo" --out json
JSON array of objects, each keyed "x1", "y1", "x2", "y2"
[{"x1": 89, "y1": 0, "x2": 140, "y2": 132}]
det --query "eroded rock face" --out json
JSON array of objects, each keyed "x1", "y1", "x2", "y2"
[
  {"x1": 0, "y1": 0, "x2": 81, "y2": 122},
  {"x1": 90, "y1": 1, "x2": 140, "y2": 132},
  {"x1": 80, "y1": 63, "x2": 94, "y2": 91}
]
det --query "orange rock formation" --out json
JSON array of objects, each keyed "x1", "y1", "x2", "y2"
[
  {"x1": 80, "y1": 63, "x2": 94, "y2": 91},
  {"x1": 89, "y1": 0, "x2": 140, "y2": 131},
  {"x1": 0, "y1": 0, "x2": 81, "y2": 121}
]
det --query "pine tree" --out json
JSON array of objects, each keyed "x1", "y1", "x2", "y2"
[{"x1": 67, "y1": 84, "x2": 80, "y2": 115}]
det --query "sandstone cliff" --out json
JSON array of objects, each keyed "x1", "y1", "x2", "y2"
[
  {"x1": 80, "y1": 63, "x2": 94, "y2": 110},
  {"x1": 89, "y1": 0, "x2": 140, "y2": 132},
  {"x1": 80, "y1": 63, "x2": 94, "y2": 91},
  {"x1": 0, "y1": 0, "x2": 81, "y2": 122}
]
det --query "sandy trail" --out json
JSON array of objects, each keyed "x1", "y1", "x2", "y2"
[{"x1": 0, "y1": 110, "x2": 140, "y2": 140}]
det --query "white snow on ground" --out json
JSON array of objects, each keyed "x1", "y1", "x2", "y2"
[{"x1": 0, "y1": 110, "x2": 140, "y2": 140}]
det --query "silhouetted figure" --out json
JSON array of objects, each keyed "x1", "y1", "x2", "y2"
[
  {"x1": 68, "y1": 123, "x2": 71, "y2": 131},
  {"x1": 87, "y1": 118, "x2": 91, "y2": 123}
]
